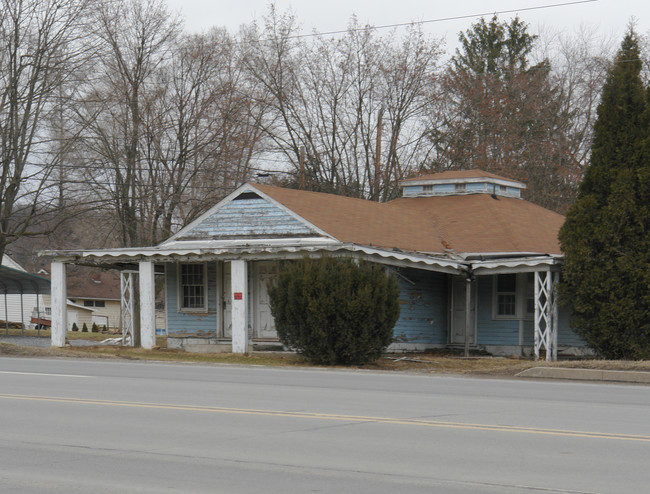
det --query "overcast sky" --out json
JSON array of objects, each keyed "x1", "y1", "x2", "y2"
[{"x1": 165, "y1": 0, "x2": 648, "y2": 50}]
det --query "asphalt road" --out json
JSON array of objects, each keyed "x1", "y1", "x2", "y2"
[{"x1": 0, "y1": 357, "x2": 648, "y2": 493}]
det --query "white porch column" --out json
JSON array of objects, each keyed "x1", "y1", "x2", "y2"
[
  {"x1": 139, "y1": 261, "x2": 156, "y2": 350},
  {"x1": 231, "y1": 260, "x2": 249, "y2": 353},
  {"x1": 51, "y1": 261, "x2": 67, "y2": 347}
]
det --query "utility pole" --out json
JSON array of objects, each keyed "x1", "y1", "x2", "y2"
[
  {"x1": 374, "y1": 107, "x2": 384, "y2": 200},
  {"x1": 299, "y1": 146, "x2": 306, "y2": 190}
]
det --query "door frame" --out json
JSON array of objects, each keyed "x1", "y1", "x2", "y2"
[
  {"x1": 252, "y1": 260, "x2": 278, "y2": 340},
  {"x1": 449, "y1": 276, "x2": 478, "y2": 345}
]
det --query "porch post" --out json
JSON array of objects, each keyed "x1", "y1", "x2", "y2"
[
  {"x1": 534, "y1": 270, "x2": 557, "y2": 362},
  {"x1": 534, "y1": 271, "x2": 540, "y2": 361},
  {"x1": 139, "y1": 261, "x2": 156, "y2": 350},
  {"x1": 51, "y1": 261, "x2": 67, "y2": 347},
  {"x1": 552, "y1": 271, "x2": 560, "y2": 362},
  {"x1": 231, "y1": 260, "x2": 248, "y2": 353},
  {"x1": 464, "y1": 276, "x2": 473, "y2": 358}
]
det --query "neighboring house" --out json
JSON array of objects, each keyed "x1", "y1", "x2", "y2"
[
  {"x1": 44, "y1": 169, "x2": 584, "y2": 360},
  {"x1": 67, "y1": 269, "x2": 122, "y2": 330},
  {"x1": 0, "y1": 256, "x2": 49, "y2": 329}
]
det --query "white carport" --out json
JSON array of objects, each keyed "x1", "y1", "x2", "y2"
[{"x1": 0, "y1": 265, "x2": 51, "y2": 334}]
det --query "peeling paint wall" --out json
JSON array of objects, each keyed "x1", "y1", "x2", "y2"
[
  {"x1": 166, "y1": 262, "x2": 218, "y2": 338},
  {"x1": 180, "y1": 197, "x2": 317, "y2": 239},
  {"x1": 392, "y1": 269, "x2": 448, "y2": 344}
]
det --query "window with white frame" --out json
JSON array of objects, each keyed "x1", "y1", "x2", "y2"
[
  {"x1": 179, "y1": 263, "x2": 207, "y2": 311},
  {"x1": 496, "y1": 274, "x2": 517, "y2": 316},
  {"x1": 493, "y1": 273, "x2": 536, "y2": 319}
]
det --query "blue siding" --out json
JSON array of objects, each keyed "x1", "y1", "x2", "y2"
[
  {"x1": 402, "y1": 185, "x2": 423, "y2": 196},
  {"x1": 167, "y1": 262, "x2": 218, "y2": 337},
  {"x1": 181, "y1": 198, "x2": 317, "y2": 239},
  {"x1": 476, "y1": 276, "x2": 520, "y2": 345},
  {"x1": 466, "y1": 182, "x2": 485, "y2": 192},
  {"x1": 477, "y1": 275, "x2": 587, "y2": 348},
  {"x1": 558, "y1": 309, "x2": 586, "y2": 346},
  {"x1": 393, "y1": 269, "x2": 447, "y2": 344},
  {"x1": 506, "y1": 186, "x2": 521, "y2": 198},
  {"x1": 433, "y1": 184, "x2": 454, "y2": 193}
]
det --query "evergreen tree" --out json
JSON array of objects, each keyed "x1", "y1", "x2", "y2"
[
  {"x1": 269, "y1": 257, "x2": 400, "y2": 365},
  {"x1": 559, "y1": 29, "x2": 650, "y2": 359},
  {"x1": 430, "y1": 16, "x2": 579, "y2": 211}
]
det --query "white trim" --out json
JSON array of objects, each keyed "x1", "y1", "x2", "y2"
[
  {"x1": 491, "y1": 273, "x2": 534, "y2": 321},
  {"x1": 162, "y1": 236, "x2": 338, "y2": 250},
  {"x1": 401, "y1": 176, "x2": 526, "y2": 189},
  {"x1": 177, "y1": 262, "x2": 208, "y2": 313}
]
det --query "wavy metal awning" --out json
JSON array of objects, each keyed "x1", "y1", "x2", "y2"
[{"x1": 40, "y1": 241, "x2": 466, "y2": 275}]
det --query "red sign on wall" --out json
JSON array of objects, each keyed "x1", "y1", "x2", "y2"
[{"x1": 233, "y1": 292, "x2": 243, "y2": 300}]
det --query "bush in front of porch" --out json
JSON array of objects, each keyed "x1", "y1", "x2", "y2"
[{"x1": 269, "y1": 257, "x2": 400, "y2": 365}]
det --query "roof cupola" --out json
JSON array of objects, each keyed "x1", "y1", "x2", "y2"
[{"x1": 399, "y1": 169, "x2": 526, "y2": 199}]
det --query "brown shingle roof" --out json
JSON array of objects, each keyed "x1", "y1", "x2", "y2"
[
  {"x1": 253, "y1": 184, "x2": 446, "y2": 253},
  {"x1": 253, "y1": 183, "x2": 564, "y2": 255},
  {"x1": 66, "y1": 266, "x2": 121, "y2": 300},
  {"x1": 388, "y1": 194, "x2": 564, "y2": 254}
]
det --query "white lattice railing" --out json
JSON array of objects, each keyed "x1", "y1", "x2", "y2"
[
  {"x1": 534, "y1": 270, "x2": 559, "y2": 361},
  {"x1": 120, "y1": 271, "x2": 136, "y2": 347}
]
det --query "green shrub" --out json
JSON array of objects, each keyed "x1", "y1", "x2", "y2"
[
  {"x1": 91, "y1": 323, "x2": 99, "y2": 333},
  {"x1": 269, "y1": 256, "x2": 400, "y2": 365},
  {"x1": 71, "y1": 322, "x2": 79, "y2": 332},
  {"x1": 82, "y1": 322, "x2": 88, "y2": 332}
]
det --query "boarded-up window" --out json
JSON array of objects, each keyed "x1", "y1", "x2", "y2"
[{"x1": 180, "y1": 263, "x2": 206, "y2": 310}]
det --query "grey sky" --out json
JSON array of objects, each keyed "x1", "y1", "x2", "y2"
[{"x1": 166, "y1": 0, "x2": 648, "y2": 49}]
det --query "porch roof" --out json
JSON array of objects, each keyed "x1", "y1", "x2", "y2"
[
  {"x1": 40, "y1": 242, "x2": 467, "y2": 275},
  {"x1": 41, "y1": 240, "x2": 563, "y2": 276}
]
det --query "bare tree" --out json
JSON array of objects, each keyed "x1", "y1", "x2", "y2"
[
  {"x1": 137, "y1": 28, "x2": 267, "y2": 244},
  {"x1": 0, "y1": 0, "x2": 90, "y2": 264},
  {"x1": 242, "y1": 9, "x2": 442, "y2": 200},
  {"x1": 78, "y1": 0, "x2": 181, "y2": 247}
]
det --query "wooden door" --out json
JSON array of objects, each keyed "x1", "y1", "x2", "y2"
[
  {"x1": 254, "y1": 261, "x2": 278, "y2": 339},
  {"x1": 451, "y1": 277, "x2": 476, "y2": 345}
]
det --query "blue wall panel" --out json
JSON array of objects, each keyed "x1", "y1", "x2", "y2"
[
  {"x1": 393, "y1": 269, "x2": 447, "y2": 344},
  {"x1": 558, "y1": 309, "x2": 586, "y2": 346},
  {"x1": 181, "y1": 198, "x2": 317, "y2": 239},
  {"x1": 476, "y1": 275, "x2": 520, "y2": 345},
  {"x1": 402, "y1": 185, "x2": 423, "y2": 196}
]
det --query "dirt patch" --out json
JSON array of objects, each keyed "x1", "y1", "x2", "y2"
[{"x1": 2, "y1": 343, "x2": 650, "y2": 377}]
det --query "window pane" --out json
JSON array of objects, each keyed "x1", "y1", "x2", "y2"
[
  {"x1": 497, "y1": 274, "x2": 516, "y2": 292},
  {"x1": 83, "y1": 300, "x2": 94, "y2": 307},
  {"x1": 94, "y1": 300, "x2": 105, "y2": 308},
  {"x1": 498, "y1": 294, "x2": 516, "y2": 315},
  {"x1": 180, "y1": 264, "x2": 205, "y2": 309}
]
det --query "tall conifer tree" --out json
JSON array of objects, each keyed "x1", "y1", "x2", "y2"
[{"x1": 559, "y1": 29, "x2": 650, "y2": 359}]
